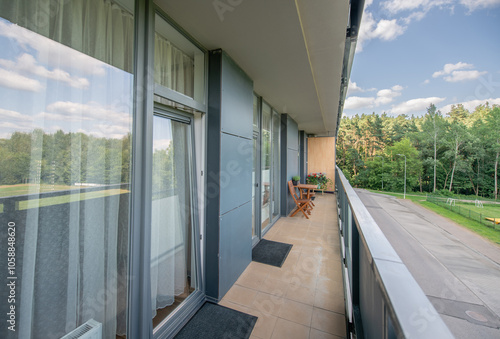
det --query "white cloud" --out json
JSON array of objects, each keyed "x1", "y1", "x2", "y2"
[
  {"x1": 345, "y1": 85, "x2": 403, "y2": 110},
  {"x1": 40, "y1": 101, "x2": 132, "y2": 126},
  {"x1": 153, "y1": 139, "x2": 172, "y2": 151},
  {"x1": 347, "y1": 80, "x2": 364, "y2": 95},
  {"x1": 358, "y1": 12, "x2": 406, "y2": 51},
  {"x1": 382, "y1": 0, "x2": 454, "y2": 14},
  {"x1": 432, "y1": 62, "x2": 474, "y2": 78},
  {"x1": 344, "y1": 96, "x2": 376, "y2": 110},
  {"x1": 432, "y1": 62, "x2": 487, "y2": 82},
  {"x1": 460, "y1": 0, "x2": 500, "y2": 11},
  {"x1": 391, "y1": 97, "x2": 446, "y2": 115},
  {"x1": 0, "y1": 67, "x2": 43, "y2": 92},
  {"x1": 0, "y1": 53, "x2": 90, "y2": 89},
  {"x1": 402, "y1": 11, "x2": 427, "y2": 24},
  {"x1": 422, "y1": 79, "x2": 430, "y2": 85},
  {"x1": 375, "y1": 85, "x2": 403, "y2": 105},
  {"x1": 440, "y1": 98, "x2": 500, "y2": 113},
  {"x1": 0, "y1": 108, "x2": 36, "y2": 134},
  {"x1": 444, "y1": 70, "x2": 487, "y2": 82},
  {"x1": 0, "y1": 20, "x2": 107, "y2": 76}
]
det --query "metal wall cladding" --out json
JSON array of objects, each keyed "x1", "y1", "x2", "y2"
[
  {"x1": 287, "y1": 117, "x2": 299, "y2": 151},
  {"x1": 220, "y1": 53, "x2": 253, "y2": 140},
  {"x1": 219, "y1": 201, "x2": 252, "y2": 297},
  {"x1": 220, "y1": 133, "x2": 253, "y2": 215},
  {"x1": 287, "y1": 148, "x2": 300, "y2": 213}
]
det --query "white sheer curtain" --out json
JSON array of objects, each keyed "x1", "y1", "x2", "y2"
[
  {"x1": 0, "y1": 0, "x2": 133, "y2": 338},
  {"x1": 154, "y1": 33, "x2": 195, "y2": 98},
  {"x1": 150, "y1": 117, "x2": 195, "y2": 319},
  {"x1": 0, "y1": 0, "x2": 134, "y2": 72}
]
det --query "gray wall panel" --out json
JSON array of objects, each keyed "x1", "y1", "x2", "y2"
[
  {"x1": 221, "y1": 53, "x2": 253, "y2": 139},
  {"x1": 287, "y1": 118, "x2": 299, "y2": 151},
  {"x1": 219, "y1": 202, "x2": 252, "y2": 298},
  {"x1": 287, "y1": 148, "x2": 299, "y2": 213},
  {"x1": 220, "y1": 133, "x2": 253, "y2": 214}
]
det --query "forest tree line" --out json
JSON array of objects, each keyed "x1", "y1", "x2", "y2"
[
  {"x1": 336, "y1": 103, "x2": 500, "y2": 200},
  {"x1": 0, "y1": 129, "x2": 131, "y2": 187}
]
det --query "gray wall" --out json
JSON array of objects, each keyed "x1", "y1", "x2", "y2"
[
  {"x1": 206, "y1": 50, "x2": 253, "y2": 301},
  {"x1": 280, "y1": 114, "x2": 300, "y2": 216}
]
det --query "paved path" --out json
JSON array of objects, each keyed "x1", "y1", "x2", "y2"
[{"x1": 355, "y1": 189, "x2": 500, "y2": 339}]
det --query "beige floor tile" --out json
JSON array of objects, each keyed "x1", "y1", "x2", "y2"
[
  {"x1": 248, "y1": 261, "x2": 276, "y2": 275},
  {"x1": 267, "y1": 267, "x2": 293, "y2": 283},
  {"x1": 271, "y1": 318, "x2": 310, "y2": 339},
  {"x1": 247, "y1": 309, "x2": 278, "y2": 339},
  {"x1": 296, "y1": 255, "x2": 320, "y2": 275},
  {"x1": 237, "y1": 269, "x2": 269, "y2": 290},
  {"x1": 278, "y1": 299, "x2": 313, "y2": 326},
  {"x1": 309, "y1": 328, "x2": 343, "y2": 339},
  {"x1": 223, "y1": 284, "x2": 258, "y2": 308},
  {"x1": 258, "y1": 276, "x2": 290, "y2": 296},
  {"x1": 289, "y1": 269, "x2": 318, "y2": 289},
  {"x1": 311, "y1": 308, "x2": 346, "y2": 337},
  {"x1": 314, "y1": 290, "x2": 345, "y2": 314},
  {"x1": 286, "y1": 284, "x2": 316, "y2": 306},
  {"x1": 218, "y1": 299, "x2": 251, "y2": 314},
  {"x1": 301, "y1": 245, "x2": 323, "y2": 257},
  {"x1": 316, "y1": 276, "x2": 343, "y2": 294},
  {"x1": 250, "y1": 291, "x2": 285, "y2": 316}
]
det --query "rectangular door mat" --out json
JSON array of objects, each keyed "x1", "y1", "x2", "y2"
[
  {"x1": 252, "y1": 239, "x2": 293, "y2": 267},
  {"x1": 174, "y1": 302, "x2": 257, "y2": 339}
]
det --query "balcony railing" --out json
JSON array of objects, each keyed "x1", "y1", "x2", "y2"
[{"x1": 335, "y1": 166, "x2": 453, "y2": 338}]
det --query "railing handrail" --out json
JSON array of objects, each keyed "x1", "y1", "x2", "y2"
[{"x1": 336, "y1": 166, "x2": 453, "y2": 338}]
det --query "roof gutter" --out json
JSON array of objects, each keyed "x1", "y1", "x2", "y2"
[{"x1": 336, "y1": 0, "x2": 365, "y2": 137}]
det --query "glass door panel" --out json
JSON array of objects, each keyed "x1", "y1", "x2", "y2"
[
  {"x1": 272, "y1": 110, "x2": 281, "y2": 221},
  {"x1": 252, "y1": 135, "x2": 258, "y2": 239},
  {"x1": 261, "y1": 102, "x2": 272, "y2": 230},
  {"x1": 151, "y1": 114, "x2": 198, "y2": 328}
]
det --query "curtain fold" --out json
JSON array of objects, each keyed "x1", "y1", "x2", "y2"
[
  {"x1": 150, "y1": 118, "x2": 193, "y2": 319},
  {"x1": 0, "y1": 0, "x2": 133, "y2": 338},
  {"x1": 154, "y1": 33, "x2": 195, "y2": 98},
  {"x1": 0, "y1": 0, "x2": 134, "y2": 73}
]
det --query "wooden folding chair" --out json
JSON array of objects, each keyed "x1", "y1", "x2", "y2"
[{"x1": 288, "y1": 180, "x2": 312, "y2": 219}]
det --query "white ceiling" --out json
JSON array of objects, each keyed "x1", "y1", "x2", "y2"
[{"x1": 155, "y1": 0, "x2": 350, "y2": 135}]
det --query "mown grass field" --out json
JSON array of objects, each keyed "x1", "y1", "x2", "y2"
[
  {"x1": 455, "y1": 201, "x2": 500, "y2": 219},
  {"x1": 368, "y1": 190, "x2": 500, "y2": 245},
  {"x1": 0, "y1": 184, "x2": 78, "y2": 198},
  {"x1": 0, "y1": 184, "x2": 128, "y2": 213}
]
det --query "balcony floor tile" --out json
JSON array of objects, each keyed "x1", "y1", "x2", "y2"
[{"x1": 220, "y1": 194, "x2": 346, "y2": 338}]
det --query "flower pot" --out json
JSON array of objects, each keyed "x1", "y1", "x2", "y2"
[{"x1": 292, "y1": 180, "x2": 298, "y2": 186}]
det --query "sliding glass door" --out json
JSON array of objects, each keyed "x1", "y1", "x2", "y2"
[
  {"x1": 261, "y1": 102, "x2": 272, "y2": 231},
  {"x1": 150, "y1": 111, "x2": 200, "y2": 329}
]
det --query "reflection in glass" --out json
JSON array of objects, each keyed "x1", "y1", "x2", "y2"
[
  {"x1": 151, "y1": 115, "x2": 197, "y2": 327},
  {"x1": 0, "y1": 0, "x2": 134, "y2": 337},
  {"x1": 261, "y1": 102, "x2": 272, "y2": 229},
  {"x1": 154, "y1": 14, "x2": 205, "y2": 103},
  {"x1": 252, "y1": 137, "x2": 258, "y2": 238},
  {"x1": 253, "y1": 95, "x2": 259, "y2": 132},
  {"x1": 272, "y1": 110, "x2": 281, "y2": 220}
]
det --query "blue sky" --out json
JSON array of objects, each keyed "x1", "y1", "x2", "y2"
[
  {"x1": 0, "y1": 18, "x2": 133, "y2": 139},
  {"x1": 343, "y1": 0, "x2": 500, "y2": 117}
]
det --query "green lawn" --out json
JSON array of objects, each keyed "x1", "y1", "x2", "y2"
[
  {"x1": 367, "y1": 189, "x2": 500, "y2": 245},
  {"x1": 0, "y1": 184, "x2": 128, "y2": 213},
  {"x1": 0, "y1": 184, "x2": 79, "y2": 198},
  {"x1": 455, "y1": 201, "x2": 500, "y2": 219}
]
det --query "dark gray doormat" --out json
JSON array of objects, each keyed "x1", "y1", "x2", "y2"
[
  {"x1": 252, "y1": 239, "x2": 293, "y2": 267},
  {"x1": 174, "y1": 302, "x2": 257, "y2": 339}
]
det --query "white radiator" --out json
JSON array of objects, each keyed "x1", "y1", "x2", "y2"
[{"x1": 61, "y1": 319, "x2": 102, "y2": 339}]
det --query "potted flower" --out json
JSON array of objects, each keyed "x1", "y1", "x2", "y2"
[
  {"x1": 307, "y1": 172, "x2": 332, "y2": 191},
  {"x1": 292, "y1": 176, "x2": 300, "y2": 186}
]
